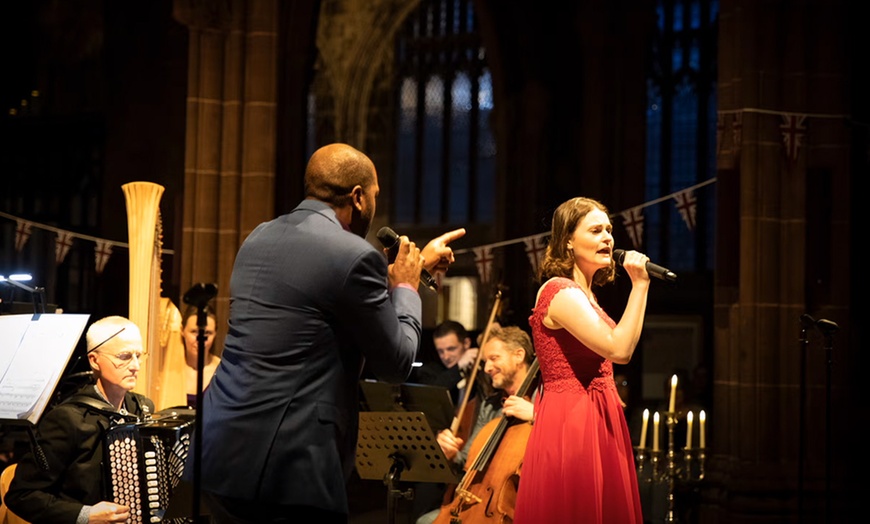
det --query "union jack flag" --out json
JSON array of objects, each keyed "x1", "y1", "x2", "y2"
[
  {"x1": 620, "y1": 207, "x2": 645, "y2": 249},
  {"x1": 15, "y1": 220, "x2": 32, "y2": 252},
  {"x1": 673, "y1": 189, "x2": 697, "y2": 231},
  {"x1": 473, "y1": 246, "x2": 494, "y2": 285},
  {"x1": 94, "y1": 240, "x2": 113, "y2": 274},
  {"x1": 55, "y1": 231, "x2": 75, "y2": 264},
  {"x1": 523, "y1": 234, "x2": 548, "y2": 275},
  {"x1": 780, "y1": 113, "x2": 807, "y2": 161}
]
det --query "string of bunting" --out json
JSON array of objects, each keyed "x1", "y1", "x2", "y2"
[
  {"x1": 0, "y1": 210, "x2": 174, "y2": 275},
  {"x1": 6, "y1": 104, "x2": 856, "y2": 283},
  {"x1": 459, "y1": 107, "x2": 858, "y2": 285},
  {"x1": 716, "y1": 107, "x2": 851, "y2": 162},
  {"x1": 452, "y1": 178, "x2": 717, "y2": 285},
  {"x1": 3, "y1": 178, "x2": 716, "y2": 281}
]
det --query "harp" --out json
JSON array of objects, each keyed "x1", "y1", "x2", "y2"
[{"x1": 123, "y1": 182, "x2": 186, "y2": 409}]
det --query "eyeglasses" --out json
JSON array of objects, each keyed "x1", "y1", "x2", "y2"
[{"x1": 96, "y1": 350, "x2": 147, "y2": 367}]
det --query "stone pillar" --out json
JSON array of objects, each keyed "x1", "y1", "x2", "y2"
[
  {"x1": 173, "y1": 0, "x2": 278, "y2": 349},
  {"x1": 711, "y1": 0, "x2": 855, "y2": 521}
]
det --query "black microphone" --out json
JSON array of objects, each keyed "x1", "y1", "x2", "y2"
[
  {"x1": 183, "y1": 282, "x2": 218, "y2": 307},
  {"x1": 612, "y1": 249, "x2": 677, "y2": 282},
  {"x1": 815, "y1": 318, "x2": 839, "y2": 337},
  {"x1": 376, "y1": 226, "x2": 439, "y2": 291}
]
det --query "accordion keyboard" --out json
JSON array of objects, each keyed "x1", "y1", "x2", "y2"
[{"x1": 106, "y1": 413, "x2": 195, "y2": 523}]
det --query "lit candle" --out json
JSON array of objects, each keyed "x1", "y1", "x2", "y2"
[
  {"x1": 700, "y1": 410, "x2": 706, "y2": 448},
  {"x1": 686, "y1": 410, "x2": 694, "y2": 450},
  {"x1": 639, "y1": 408, "x2": 649, "y2": 448},
  {"x1": 668, "y1": 374, "x2": 678, "y2": 413},
  {"x1": 653, "y1": 411, "x2": 660, "y2": 451}
]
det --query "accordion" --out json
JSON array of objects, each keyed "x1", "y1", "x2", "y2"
[{"x1": 104, "y1": 410, "x2": 196, "y2": 524}]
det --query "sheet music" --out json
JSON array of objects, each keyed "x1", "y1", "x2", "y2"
[{"x1": 0, "y1": 313, "x2": 90, "y2": 424}]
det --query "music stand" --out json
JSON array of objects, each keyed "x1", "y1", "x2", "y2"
[
  {"x1": 360, "y1": 381, "x2": 455, "y2": 433},
  {"x1": 356, "y1": 411, "x2": 458, "y2": 524}
]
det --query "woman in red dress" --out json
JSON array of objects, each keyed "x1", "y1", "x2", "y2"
[{"x1": 514, "y1": 197, "x2": 650, "y2": 523}]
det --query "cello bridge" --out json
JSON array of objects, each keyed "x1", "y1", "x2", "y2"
[{"x1": 455, "y1": 488, "x2": 482, "y2": 505}]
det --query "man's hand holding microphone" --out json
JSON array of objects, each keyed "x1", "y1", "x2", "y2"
[{"x1": 379, "y1": 227, "x2": 466, "y2": 291}]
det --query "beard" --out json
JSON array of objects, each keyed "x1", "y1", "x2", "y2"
[{"x1": 492, "y1": 366, "x2": 516, "y2": 391}]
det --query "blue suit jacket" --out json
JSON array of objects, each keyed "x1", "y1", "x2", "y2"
[{"x1": 194, "y1": 200, "x2": 421, "y2": 513}]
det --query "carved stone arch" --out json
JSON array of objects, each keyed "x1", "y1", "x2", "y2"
[{"x1": 315, "y1": 0, "x2": 421, "y2": 145}]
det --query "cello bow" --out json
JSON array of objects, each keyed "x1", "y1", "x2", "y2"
[{"x1": 450, "y1": 287, "x2": 503, "y2": 436}]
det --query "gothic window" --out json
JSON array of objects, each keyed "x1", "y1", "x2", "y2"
[
  {"x1": 394, "y1": 0, "x2": 495, "y2": 226},
  {"x1": 645, "y1": 0, "x2": 718, "y2": 271}
]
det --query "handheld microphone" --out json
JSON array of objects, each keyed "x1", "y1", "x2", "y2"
[
  {"x1": 612, "y1": 249, "x2": 677, "y2": 282},
  {"x1": 376, "y1": 226, "x2": 439, "y2": 291}
]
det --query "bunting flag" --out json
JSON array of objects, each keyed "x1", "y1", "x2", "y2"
[
  {"x1": 54, "y1": 231, "x2": 75, "y2": 265},
  {"x1": 673, "y1": 189, "x2": 697, "y2": 231},
  {"x1": 15, "y1": 219, "x2": 32, "y2": 252},
  {"x1": 94, "y1": 240, "x2": 113, "y2": 274},
  {"x1": 473, "y1": 246, "x2": 494, "y2": 284},
  {"x1": 4, "y1": 176, "x2": 718, "y2": 283},
  {"x1": 522, "y1": 234, "x2": 548, "y2": 276},
  {"x1": 716, "y1": 113, "x2": 726, "y2": 153},
  {"x1": 620, "y1": 207, "x2": 645, "y2": 249},
  {"x1": 780, "y1": 113, "x2": 807, "y2": 161},
  {"x1": 731, "y1": 111, "x2": 743, "y2": 156}
]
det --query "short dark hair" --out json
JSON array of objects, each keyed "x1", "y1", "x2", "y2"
[{"x1": 432, "y1": 320, "x2": 468, "y2": 342}]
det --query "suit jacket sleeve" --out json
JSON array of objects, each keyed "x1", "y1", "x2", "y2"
[{"x1": 339, "y1": 247, "x2": 421, "y2": 383}]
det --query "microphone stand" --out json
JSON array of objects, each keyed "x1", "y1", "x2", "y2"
[
  {"x1": 815, "y1": 318, "x2": 839, "y2": 524},
  {"x1": 182, "y1": 283, "x2": 218, "y2": 523},
  {"x1": 797, "y1": 313, "x2": 815, "y2": 522}
]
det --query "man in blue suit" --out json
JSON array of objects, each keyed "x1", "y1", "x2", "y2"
[{"x1": 194, "y1": 143, "x2": 466, "y2": 523}]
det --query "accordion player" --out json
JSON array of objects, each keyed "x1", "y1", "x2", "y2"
[{"x1": 104, "y1": 409, "x2": 196, "y2": 524}]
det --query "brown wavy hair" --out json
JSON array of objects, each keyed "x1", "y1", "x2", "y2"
[{"x1": 537, "y1": 197, "x2": 616, "y2": 287}]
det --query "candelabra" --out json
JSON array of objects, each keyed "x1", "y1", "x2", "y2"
[{"x1": 635, "y1": 410, "x2": 706, "y2": 523}]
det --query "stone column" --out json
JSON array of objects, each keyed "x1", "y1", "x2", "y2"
[
  {"x1": 711, "y1": 0, "x2": 855, "y2": 521},
  {"x1": 173, "y1": 0, "x2": 278, "y2": 348}
]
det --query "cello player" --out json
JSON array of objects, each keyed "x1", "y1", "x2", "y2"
[{"x1": 416, "y1": 325, "x2": 537, "y2": 524}]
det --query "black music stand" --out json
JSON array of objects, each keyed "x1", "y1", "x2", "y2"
[
  {"x1": 360, "y1": 381, "x2": 456, "y2": 433},
  {"x1": 356, "y1": 411, "x2": 458, "y2": 524}
]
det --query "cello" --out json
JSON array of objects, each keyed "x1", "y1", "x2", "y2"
[{"x1": 432, "y1": 357, "x2": 541, "y2": 524}]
